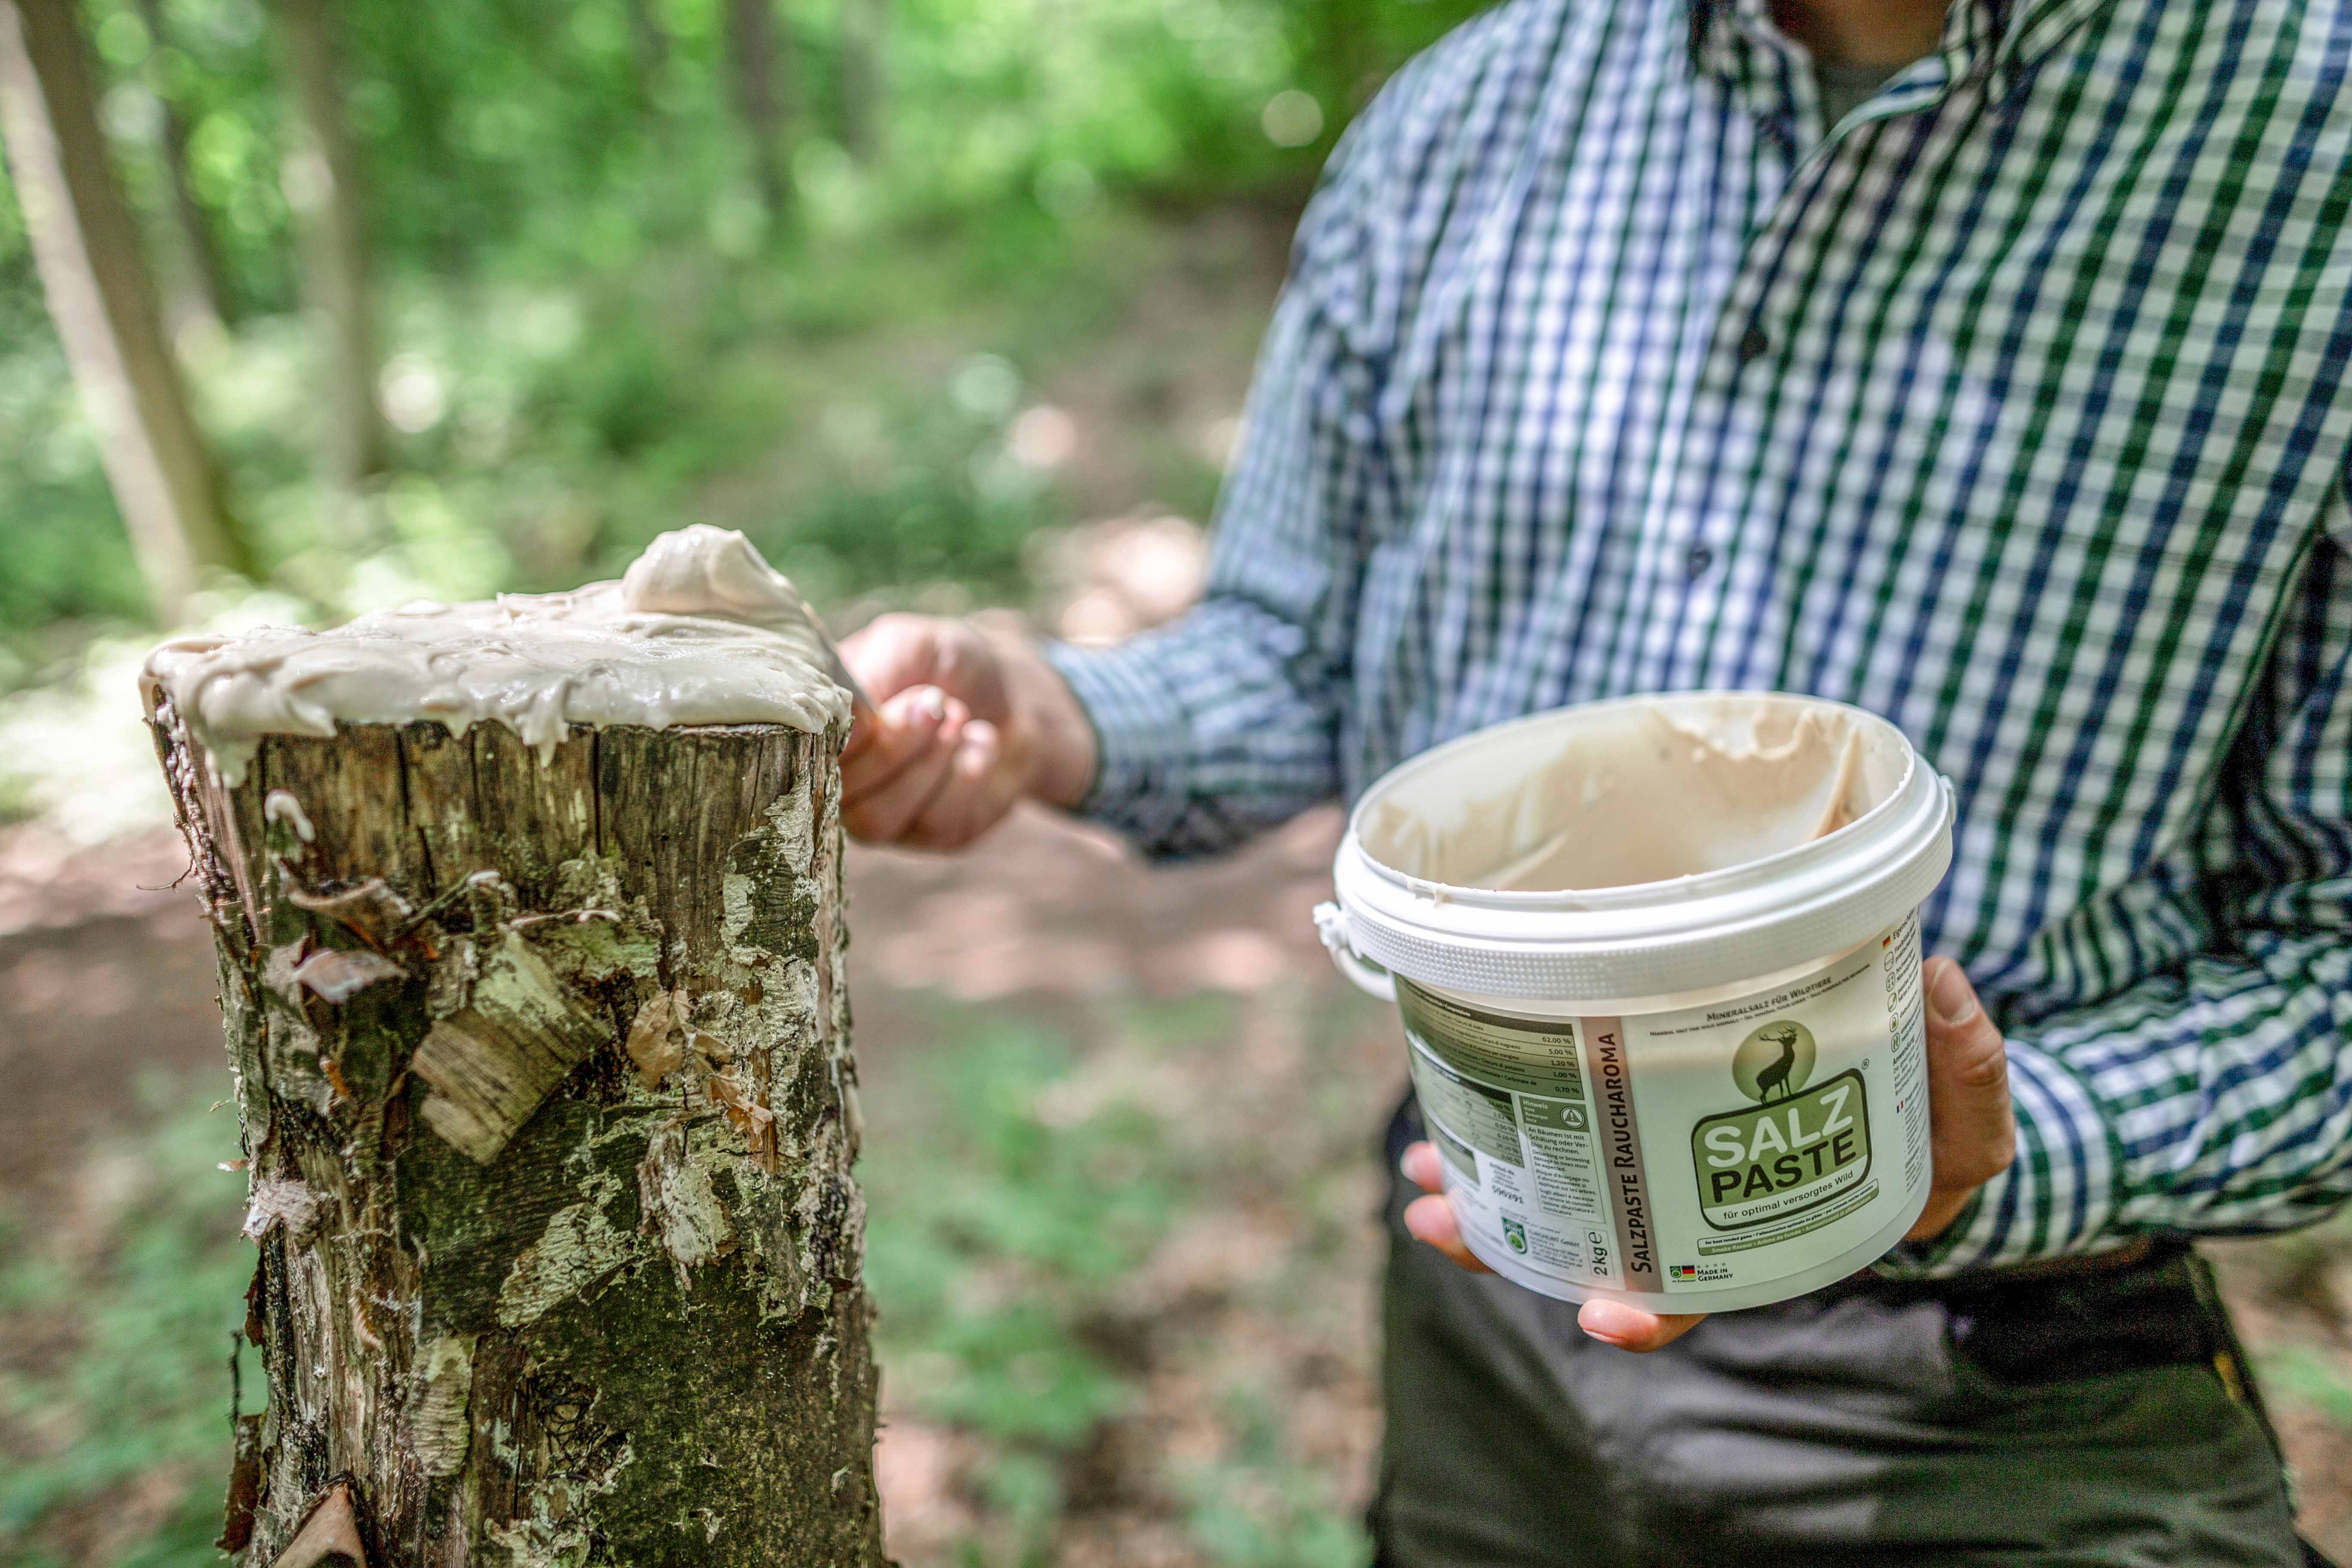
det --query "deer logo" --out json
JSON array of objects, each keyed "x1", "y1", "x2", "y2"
[{"x1": 1732, "y1": 1020, "x2": 1816, "y2": 1104}]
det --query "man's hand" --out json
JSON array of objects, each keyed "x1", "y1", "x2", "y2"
[
  {"x1": 837, "y1": 614, "x2": 1098, "y2": 849},
  {"x1": 1399, "y1": 956, "x2": 2015, "y2": 1352}
]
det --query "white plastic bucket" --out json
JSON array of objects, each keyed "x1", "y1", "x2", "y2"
[{"x1": 1315, "y1": 692, "x2": 1954, "y2": 1313}]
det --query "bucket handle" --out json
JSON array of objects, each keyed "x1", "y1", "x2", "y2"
[{"x1": 1311, "y1": 902, "x2": 1397, "y2": 1003}]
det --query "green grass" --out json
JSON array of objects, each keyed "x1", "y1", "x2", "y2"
[{"x1": 2258, "y1": 1343, "x2": 2352, "y2": 1430}]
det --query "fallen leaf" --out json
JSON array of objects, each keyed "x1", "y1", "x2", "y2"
[
  {"x1": 704, "y1": 1064, "x2": 778, "y2": 1170},
  {"x1": 625, "y1": 992, "x2": 686, "y2": 1090}
]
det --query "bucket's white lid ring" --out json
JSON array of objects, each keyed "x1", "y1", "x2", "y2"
[{"x1": 1328, "y1": 696, "x2": 1955, "y2": 1004}]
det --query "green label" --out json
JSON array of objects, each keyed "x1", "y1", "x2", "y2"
[{"x1": 1688, "y1": 1069, "x2": 1871, "y2": 1232}]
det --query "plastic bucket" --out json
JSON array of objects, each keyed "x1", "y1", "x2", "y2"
[{"x1": 1314, "y1": 692, "x2": 1954, "y2": 1313}]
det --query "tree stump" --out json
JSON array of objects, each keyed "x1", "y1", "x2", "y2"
[{"x1": 149, "y1": 700, "x2": 882, "y2": 1567}]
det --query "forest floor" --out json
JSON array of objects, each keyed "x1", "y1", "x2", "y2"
[{"x1": 2, "y1": 808, "x2": 2351, "y2": 1566}]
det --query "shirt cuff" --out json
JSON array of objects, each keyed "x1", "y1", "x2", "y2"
[
  {"x1": 1872, "y1": 1035, "x2": 2123, "y2": 1278},
  {"x1": 1041, "y1": 637, "x2": 1191, "y2": 836}
]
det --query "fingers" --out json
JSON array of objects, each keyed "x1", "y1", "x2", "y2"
[
  {"x1": 1400, "y1": 1139, "x2": 1446, "y2": 1194},
  {"x1": 1396, "y1": 1142, "x2": 1491, "y2": 1274},
  {"x1": 840, "y1": 615, "x2": 955, "y2": 766},
  {"x1": 1400, "y1": 1141, "x2": 1703, "y2": 1349},
  {"x1": 841, "y1": 687, "x2": 967, "y2": 842},
  {"x1": 842, "y1": 685, "x2": 945, "y2": 798},
  {"x1": 839, "y1": 616, "x2": 1032, "y2": 851},
  {"x1": 1907, "y1": 958, "x2": 2018, "y2": 1241},
  {"x1": 840, "y1": 615, "x2": 946, "y2": 715},
  {"x1": 1577, "y1": 1299, "x2": 1707, "y2": 1353},
  {"x1": 898, "y1": 720, "x2": 1015, "y2": 850},
  {"x1": 1401, "y1": 1192, "x2": 1492, "y2": 1275}
]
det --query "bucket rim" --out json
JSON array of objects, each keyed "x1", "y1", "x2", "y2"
[
  {"x1": 1344, "y1": 691, "x2": 1922, "y2": 911},
  {"x1": 1327, "y1": 692, "x2": 1954, "y2": 1002}
]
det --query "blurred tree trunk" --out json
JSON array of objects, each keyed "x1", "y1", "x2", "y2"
[
  {"x1": 625, "y1": 0, "x2": 668, "y2": 104},
  {"x1": 273, "y1": 0, "x2": 385, "y2": 500},
  {"x1": 836, "y1": 0, "x2": 886, "y2": 165},
  {"x1": 728, "y1": 0, "x2": 793, "y2": 217},
  {"x1": 0, "y1": 0, "x2": 250, "y2": 621},
  {"x1": 147, "y1": 705, "x2": 885, "y2": 1565},
  {"x1": 133, "y1": 0, "x2": 233, "y2": 330}
]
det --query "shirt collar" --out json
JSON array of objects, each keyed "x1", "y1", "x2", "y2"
[{"x1": 1686, "y1": 0, "x2": 2113, "y2": 114}]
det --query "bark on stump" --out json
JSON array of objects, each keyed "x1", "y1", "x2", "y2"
[{"x1": 149, "y1": 701, "x2": 883, "y2": 1567}]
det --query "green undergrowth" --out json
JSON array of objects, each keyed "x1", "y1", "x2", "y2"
[
  {"x1": 861, "y1": 1014, "x2": 1172, "y2": 1562},
  {"x1": 0, "y1": 998, "x2": 1372, "y2": 1567},
  {"x1": 0, "y1": 1080, "x2": 249, "y2": 1568},
  {"x1": 25, "y1": 1002, "x2": 2352, "y2": 1568},
  {"x1": 1174, "y1": 1387, "x2": 1367, "y2": 1568},
  {"x1": 859, "y1": 998, "x2": 1372, "y2": 1567},
  {"x1": 2260, "y1": 1344, "x2": 2352, "y2": 1431}
]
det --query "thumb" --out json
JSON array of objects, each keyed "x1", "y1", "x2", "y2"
[
  {"x1": 1912, "y1": 958, "x2": 2015, "y2": 1238},
  {"x1": 839, "y1": 615, "x2": 945, "y2": 757},
  {"x1": 842, "y1": 613, "x2": 961, "y2": 701}
]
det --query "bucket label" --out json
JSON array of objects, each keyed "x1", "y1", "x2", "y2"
[
  {"x1": 1690, "y1": 1068, "x2": 1870, "y2": 1231},
  {"x1": 1398, "y1": 912, "x2": 1929, "y2": 1297}
]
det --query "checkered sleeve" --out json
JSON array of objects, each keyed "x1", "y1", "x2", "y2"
[
  {"x1": 1044, "y1": 86, "x2": 1405, "y2": 859},
  {"x1": 1883, "y1": 522, "x2": 2352, "y2": 1275}
]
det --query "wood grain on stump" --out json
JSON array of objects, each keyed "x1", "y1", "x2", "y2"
[{"x1": 149, "y1": 698, "x2": 882, "y2": 1567}]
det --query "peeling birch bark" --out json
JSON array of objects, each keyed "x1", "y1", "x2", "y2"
[{"x1": 149, "y1": 704, "x2": 880, "y2": 1566}]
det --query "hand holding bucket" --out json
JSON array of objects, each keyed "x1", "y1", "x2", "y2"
[
  {"x1": 1317, "y1": 692, "x2": 2005, "y2": 1325},
  {"x1": 1391, "y1": 953, "x2": 2014, "y2": 1350}
]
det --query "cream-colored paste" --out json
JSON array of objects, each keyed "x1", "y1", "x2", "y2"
[
  {"x1": 141, "y1": 525, "x2": 849, "y2": 785},
  {"x1": 1359, "y1": 696, "x2": 1906, "y2": 891}
]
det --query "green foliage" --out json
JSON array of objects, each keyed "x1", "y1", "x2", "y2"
[
  {"x1": 0, "y1": 0, "x2": 1492, "y2": 659},
  {"x1": 0, "y1": 998, "x2": 1376, "y2": 1567},
  {"x1": 1179, "y1": 1390, "x2": 1368, "y2": 1568},
  {"x1": 861, "y1": 1002, "x2": 1375, "y2": 1565},
  {"x1": 0, "y1": 1082, "x2": 249, "y2": 1568},
  {"x1": 864, "y1": 1019, "x2": 1175, "y2": 1554}
]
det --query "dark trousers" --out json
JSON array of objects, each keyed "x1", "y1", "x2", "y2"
[{"x1": 1372, "y1": 1099, "x2": 2310, "y2": 1568}]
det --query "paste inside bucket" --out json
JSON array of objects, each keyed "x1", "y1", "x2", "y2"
[{"x1": 1359, "y1": 696, "x2": 1909, "y2": 892}]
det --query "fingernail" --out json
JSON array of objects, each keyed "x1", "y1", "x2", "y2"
[
  {"x1": 915, "y1": 687, "x2": 947, "y2": 723},
  {"x1": 1579, "y1": 1298, "x2": 1642, "y2": 1346},
  {"x1": 1928, "y1": 959, "x2": 1979, "y2": 1026}
]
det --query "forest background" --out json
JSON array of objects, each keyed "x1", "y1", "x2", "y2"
[{"x1": 2, "y1": 1, "x2": 2350, "y2": 1564}]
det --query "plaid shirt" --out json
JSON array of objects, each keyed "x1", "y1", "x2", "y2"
[{"x1": 1047, "y1": 0, "x2": 2352, "y2": 1275}]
